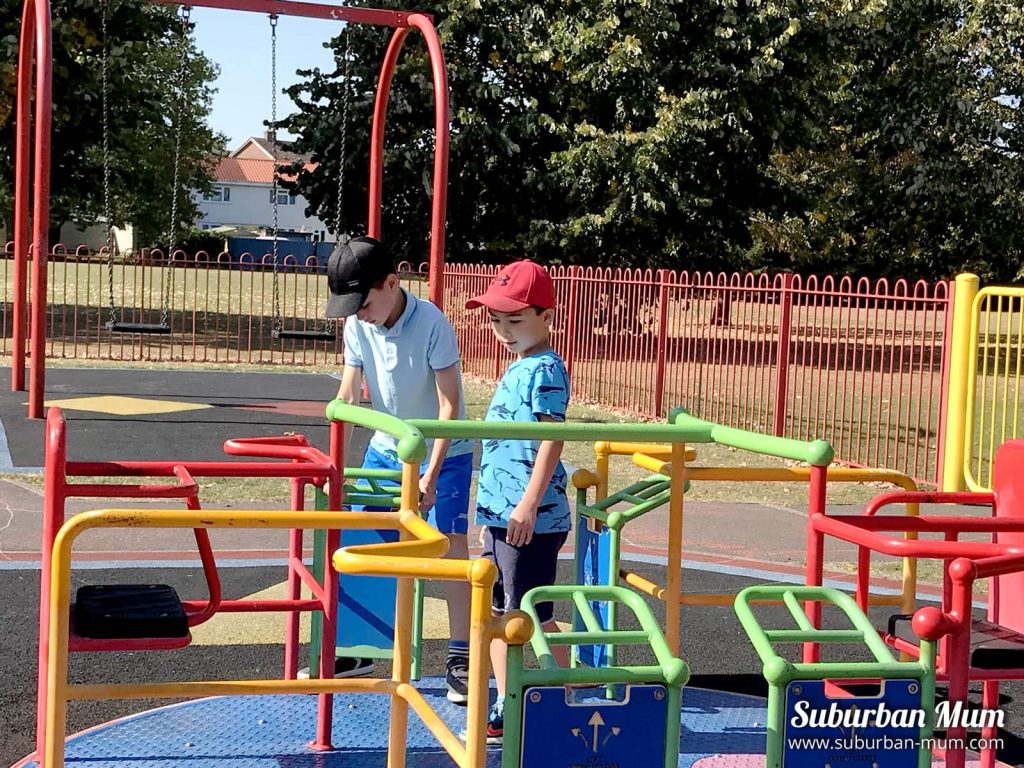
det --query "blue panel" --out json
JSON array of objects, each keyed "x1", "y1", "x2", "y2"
[
  {"x1": 521, "y1": 684, "x2": 669, "y2": 768},
  {"x1": 573, "y1": 519, "x2": 613, "y2": 667},
  {"x1": 783, "y1": 679, "x2": 923, "y2": 768},
  {"x1": 336, "y1": 527, "x2": 397, "y2": 653}
]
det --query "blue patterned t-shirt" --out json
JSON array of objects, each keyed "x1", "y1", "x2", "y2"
[{"x1": 475, "y1": 350, "x2": 571, "y2": 533}]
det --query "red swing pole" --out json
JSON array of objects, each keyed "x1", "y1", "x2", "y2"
[
  {"x1": 367, "y1": 15, "x2": 449, "y2": 308},
  {"x1": 13, "y1": 0, "x2": 53, "y2": 418}
]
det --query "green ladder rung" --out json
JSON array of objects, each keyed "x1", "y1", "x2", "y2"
[
  {"x1": 546, "y1": 630, "x2": 652, "y2": 645},
  {"x1": 764, "y1": 629, "x2": 867, "y2": 643}
]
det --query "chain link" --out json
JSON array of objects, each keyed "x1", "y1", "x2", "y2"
[
  {"x1": 333, "y1": 24, "x2": 352, "y2": 239},
  {"x1": 269, "y1": 14, "x2": 282, "y2": 334},
  {"x1": 101, "y1": 0, "x2": 117, "y2": 328},
  {"x1": 162, "y1": 5, "x2": 191, "y2": 329},
  {"x1": 325, "y1": 25, "x2": 353, "y2": 335}
]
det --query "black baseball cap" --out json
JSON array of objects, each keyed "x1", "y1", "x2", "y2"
[{"x1": 325, "y1": 236, "x2": 393, "y2": 318}]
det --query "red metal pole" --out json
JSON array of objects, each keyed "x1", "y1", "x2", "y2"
[
  {"x1": 11, "y1": 0, "x2": 35, "y2": 393},
  {"x1": 285, "y1": 479, "x2": 304, "y2": 679},
  {"x1": 654, "y1": 269, "x2": 670, "y2": 417},
  {"x1": 772, "y1": 273, "x2": 794, "y2": 436},
  {"x1": 802, "y1": 463, "x2": 827, "y2": 664},
  {"x1": 149, "y1": 0, "x2": 430, "y2": 26},
  {"x1": 37, "y1": 407, "x2": 66, "y2": 763},
  {"x1": 368, "y1": 29, "x2": 408, "y2": 242},
  {"x1": 27, "y1": 0, "x2": 52, "y2": 419},
  {"x1": 368, "y1": 17, "x2": 449, "y2": 309},
  {"x1": 414, "y1": 17, "x2": 449, "y2": 309}
]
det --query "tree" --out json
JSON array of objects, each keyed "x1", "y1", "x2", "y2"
[
  {"x1": 281, "y1": 0, "x2": 1024, "y2": 280},
  {"x1": 750, "y1": 0, "x2": 1024, "y2": 281},
  {"x1": 0, "y1": 0, "x2": 224, "y2": 248}
]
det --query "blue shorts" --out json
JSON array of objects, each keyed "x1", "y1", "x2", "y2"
[{"x1": 359, "y1": 446, "x2": 472, "y2": 535}]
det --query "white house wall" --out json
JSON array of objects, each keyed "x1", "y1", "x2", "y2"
[{"x1": 195, "y1": 182, "x2": 333, "y2": 239}]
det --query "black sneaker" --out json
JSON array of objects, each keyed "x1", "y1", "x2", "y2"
[
  {"x1": 485, "y1": 701, "x2": 504, "y2": 744},
  {"x1": 446, "y1": 655, "x2": 469, "y2": 704},
  {"x1": 297, "y1": 656, "x2": 375, "y2": 679}
]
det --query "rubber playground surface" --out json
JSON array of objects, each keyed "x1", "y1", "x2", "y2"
[{"x1": 1, "y1": 367, "x2": 1023, "y2": 766}]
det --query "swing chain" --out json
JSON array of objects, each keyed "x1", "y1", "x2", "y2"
[
  {"x1": 326, "y1": 25, "x2": 353, "y2": 335},
  {"x1": 333, "y1": 24, "x2": 352, "y2": 239},
  {"x1": 101, "y1": 0, "x2": 117, "y2": 329},
  {"x1": 162, "y1": 4, "x2": 191, "y2": 330},
  {"x1": 269, "y1": 14, "x2": 282, "y2": 335}
]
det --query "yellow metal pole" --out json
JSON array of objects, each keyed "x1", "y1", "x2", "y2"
[
  {"x1": 43, "y1": 532, "x2": 74, "y2": 768},
  {"x1": 387, "y1": 460, "x2": 421, "y2": 768},
  {"x1": 943, "y1": 273, "x2": 979, "y2": 491},
  {"x1": 665, "y1": 441, "x2": 686, "y2": 655},
  {"x1": 465, "y1": 560, "x2": 497, "y2": 768},
  {"x1": 594, "y1": 441, "x2": 610, "y2": 501}
]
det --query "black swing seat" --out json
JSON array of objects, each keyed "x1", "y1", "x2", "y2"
[
  {"x1": 74, "y1": 584, "x2": 189, "y2": 640},
  {"x1": 105, "y1": 321, "x2": 172, "y2": 334},
  {"x1": 888, "y1": 613, "x2": 1024, "y2": 669},
  {"x1": 271, "y1": 328, "x2": 336, "y2": 341}
]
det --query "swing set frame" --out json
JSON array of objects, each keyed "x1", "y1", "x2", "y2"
[{"x1": 12, "y1": 0, "x2": 451, "y2": 418}]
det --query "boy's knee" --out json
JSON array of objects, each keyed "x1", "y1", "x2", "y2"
[{"x1": 443, "y1": 532, "x2": 469, "y2": 557}]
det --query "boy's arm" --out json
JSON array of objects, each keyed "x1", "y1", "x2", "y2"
[
  {"x1": 506, "y1": 414, "x2": 564, "y2": 547},
  {"x1": 335, "y1": 365, "x2": 363, "y2": 459},
  {"x1": 419, "y1": 363, "x2": 459, "y2": 512}
]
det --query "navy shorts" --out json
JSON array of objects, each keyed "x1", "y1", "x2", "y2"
[
  {"x1": 482, "y1": 526, "x2": 568, "y2": 624},
  {"x1": 359, "y1": 447, "x2": 472, "y2": 535}
]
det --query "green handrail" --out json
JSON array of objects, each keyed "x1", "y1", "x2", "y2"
[
  {"x1": 671, "y1": 409, "x2": 834, "y2": 466},
  {"x1": 520, "y1": 585, "x2": 687, "y2": 683},
  {"x1": 326, "y1": 400, "x2": 427, "y2": 463},
  {"x1": 734, "y1": 585, "x2": 937, "y2": 768}
]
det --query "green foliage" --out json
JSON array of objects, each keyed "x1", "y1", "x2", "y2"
[
  {"x1": 281, "y1": 0, "x2": 1023, "y2": 279},
  {"x1": 0, "y1": 0, "x2": 224, "y2": 247}
]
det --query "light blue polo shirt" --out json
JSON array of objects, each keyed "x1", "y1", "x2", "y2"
[{"x1": 343, "y1": 289, "x2": 472, "y2": 461}]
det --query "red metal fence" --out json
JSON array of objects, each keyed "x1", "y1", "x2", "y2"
[
  {"x1": 1, "y1": 242, "x2": 427, "y2": 366},
  {"x1": 1, "y1": 246, "x2": 952, "y2": 485},
  {"x1": 446, "y1": 264, "x2": 952, "y2": 487}
]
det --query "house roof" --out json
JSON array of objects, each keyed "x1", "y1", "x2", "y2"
[
  {"x1": 231, "y1": 136, "x2": 311, "y2": 164},
  {"x1": 213, "y1": 157, "x2": 316, "y2": 185}
]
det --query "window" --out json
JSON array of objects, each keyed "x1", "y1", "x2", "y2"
[
  {"x1": 203, "y1": 186, "x2": 230, "y2": 202},
  {"x1": 269, "y1": 189, "x2": 297, "y2": 206}
]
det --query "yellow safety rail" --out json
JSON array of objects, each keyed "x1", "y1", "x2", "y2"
[
  {"x1": 43, "y1": 503, "x2": 513, "y2": 768},
  {"x1": 963, "y1": 283, "x2": 1024, "y2": 491}
]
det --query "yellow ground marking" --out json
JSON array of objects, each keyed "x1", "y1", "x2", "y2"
[
  {"x1": 44, "y1": 395, "x2": 213, "y2": 416},
  {"x1": 190, "y1": 581, "x2": 569, "y2": 646}
]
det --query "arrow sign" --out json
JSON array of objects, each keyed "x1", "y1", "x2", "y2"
[
  {"x1": 589, "y1": 711, "x2": 605, "y2": 753},
  {"x1": 570, "y1": 727, "x2": 589, "y2": 749},
  {"x1": 603, "y1": 726, "x2": 622, "y2": 747}
]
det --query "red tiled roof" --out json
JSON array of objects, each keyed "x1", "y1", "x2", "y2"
[{"x1": 213, "y1": 157, "x2": 317, "y2": 184}]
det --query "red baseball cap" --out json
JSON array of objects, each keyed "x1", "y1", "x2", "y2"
[{"x1": 465, "y1": 260, "x2": 556, "y2": 312}]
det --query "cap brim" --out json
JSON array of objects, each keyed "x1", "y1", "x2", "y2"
[
  {"x1": 326, "y1": 290, "x2": 366, "y2": 318},
  {"x1": 465, "y1": 293, "x2": 532, "y2": 312}
]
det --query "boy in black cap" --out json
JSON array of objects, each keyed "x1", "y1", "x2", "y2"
[{"x1": 324, "y1": 236, "x2": 473, "y2": 704}]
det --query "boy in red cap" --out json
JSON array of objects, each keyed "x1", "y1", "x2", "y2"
[{"x1": 464, "y1": 259, "x2": 571, "y2": 743}]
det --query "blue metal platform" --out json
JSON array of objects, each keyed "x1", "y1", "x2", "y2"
[{"x1": 14, "y1": 680, "x2": 768, "y2": 768}]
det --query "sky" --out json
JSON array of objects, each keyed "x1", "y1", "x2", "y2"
[{"x1": 190, "y1": 7, "x2": 339, "y2": 149}]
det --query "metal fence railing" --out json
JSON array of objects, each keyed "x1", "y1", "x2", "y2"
[
  {"x1": 2, "y1": 245, "x2": 954, "y2": 486},
  {"x1": 1, "y1": 242, "x2": 427, "y2": 367},
  {"x1": 964, "y1": 286, "x2": 1024, "y2": 491},
  {"x1": 446, "y1": 264, "x2": 953, "y2": 486}
]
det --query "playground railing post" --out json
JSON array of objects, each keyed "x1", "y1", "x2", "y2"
[
  {"x1": 654, "y1": 269, "x2": 671, "y2": 417},
  {"x1": 772, "y1": 273, "x2": 795, "y2": 437},
  {"x1": 942, "y1": 273, "x2": 979, "y2": 491}
]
